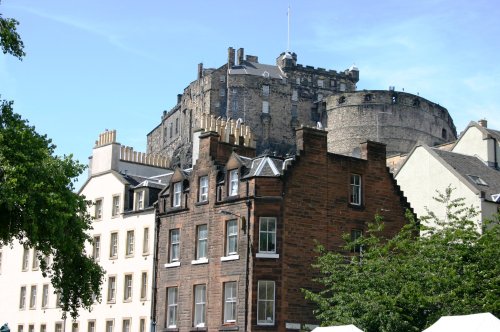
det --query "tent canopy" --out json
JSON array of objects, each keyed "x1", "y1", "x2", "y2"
[
  {"x1": 423, "y1": 313, "x2": 500, "y2": 332},
  {"x1": 312, "y1": 325, "x2": 364, "y2": 332}
]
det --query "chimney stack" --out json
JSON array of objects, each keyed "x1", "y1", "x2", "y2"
[
  {"x1": 228, "y1": 47, "x2": 235, "y2": 68},
  {"x1": 237, "y1": 48, "x2": 244, "y2": 65},
  {"x1": 198, "y1": 63, "x2": 203, "y2": 79},
  {"x1": 478, "y1": 119, "x2": 488, "y2": 128}
]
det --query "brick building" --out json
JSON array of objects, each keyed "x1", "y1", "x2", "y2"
[{"x1": 154, "y1": 120, "x2": 411, "y2": 332}]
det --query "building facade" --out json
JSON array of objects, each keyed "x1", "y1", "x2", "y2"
[
  {"x1": 154, "y1": 122, "x2": 411, "y2": 332},
  {"x1": 0, "y1": 130, "x2": 171, "y2": 332}
]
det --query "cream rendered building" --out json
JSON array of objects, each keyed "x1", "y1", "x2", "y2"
[
  {"x1": 395, "y1": 120, "x2": 500, "y2": 229},
  {"x1": 0, "y1": 130, "x2": 171, "y2": 332}
]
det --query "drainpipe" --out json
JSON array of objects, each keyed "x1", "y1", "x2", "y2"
[
  {"x1": 151, "y1": 212, "x2": 161, "y2": 332},
  {"x1": 244, "y1": 181, "x2": 252, "y2": 332}
]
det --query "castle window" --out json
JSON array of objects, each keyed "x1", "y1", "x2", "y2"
[
  {"x1": 441, "y1": 128, "x2": 447, "y2": 139},
  {"x1": 220, "y1": 89, "x2": 226, "y2": 97},
  {"x1": 169, "y1": 123, "x2": 173, "y2": 138},
  {"x1": 262, "y1": 85, "x2": 270, "y2": 97},
  {"x1": 339, "y1": 83, "x2": 346, "y2": 92},
  {"x1": 229, "y1": 169, "x2": 239, "y2": 196},
  {"x1": 317, "y1": 79, "x2": 324, "y2": 88},
  {"x1": 173, "y1": 182, "x2": 182, "y2": 207},
  {"x1": 391, "y1": 95, "x2": 397, "y2": 104},
  {"x1": 292, "y1": 89, "x2": 298, "y2": 102},
  {"x1": 331, "y1": 80, "x2": 336, "y2": 88},
  {"x1": 350, "y1": 174, "x2": 362, "y2": 206},
  {"x1": 413, "y1": 98, "x2": 420, "y2": 107},
  {"x1": 296, "y1": 77, "x2": 301, "y2": 85},
  {"x1": 364, "y1": 94, "x2": 373, "y2": 102},
  {"x1": 262, "y1": 101, "x2": 269, "y2": 114},
  {"x1": 175, "y1": 118, "x2": 179, "y2": 134},
  {"x1": 338, "y1": 96, "x2": 346, "y2": 104},
  {"x1": 291, "y1": 105, "x2": 298, "y2": 118},
  {"x1": 220, "y1": 75, "x2": 225, "y2": 83}
]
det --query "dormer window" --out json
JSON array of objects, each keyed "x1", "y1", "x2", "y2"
[
  {"x1": 229, "y1": 170, "x2": 239, "y2": 196},
  {"x1": 136, "y1": 191, "x2": 144, "y2": 210},
  {"x1": 468, "y1": 175, "x2": 488, "y2": 186},
  {"x1": 199, "y1": 176, "x2": 208, "y2": 202},
  {"x1": 173, "y1": 182, "x2": 182, "y2": 207}
]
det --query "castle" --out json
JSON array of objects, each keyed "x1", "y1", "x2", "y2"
[{"x1": 147, "y1": 47, "x2": 457, "y2": 166}]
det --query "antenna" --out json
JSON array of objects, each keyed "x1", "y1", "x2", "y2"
[{"x1": 287, "y1": 5, "x2": 291, "y2": 52}]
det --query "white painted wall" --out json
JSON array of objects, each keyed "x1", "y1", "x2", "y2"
[
  {"x1": 453, "y1": 126, "x2": 488, "y2": 162},
  {"x1": 396, "y1": 146, "x2": 483, "y2": 228}
]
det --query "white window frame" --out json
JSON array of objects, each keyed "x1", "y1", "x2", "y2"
[
  {"x1": 292, "y1": 89, "x2": 298, "y2": 102},
  {"x1": 122, "y1": 319, "x2": 130, "y2": 332},
  {"x1": 32, "y1": 250, "x2": 39, "y2": 270},
  {"x1": 140, "y1": 272, "x2": 148, "y2": 300},
  {"x1": 40, "y1": 325, "x2": 46, "y2": 332},
  {"x1": 71, "y1": 323, "x2": 78, "y2": 332},
  {"x1": 29, "y1": 285, "x2": 37, "y2": 309},
  {"x1": 257, "y1": 281, "x2": 275, "y2": 325},
  {"x1": 92, "y1": 235, "x2": 100, "y2": 260},
  {"x1": 105, "y1": 320, "x2": 114, "y2": 332},
  {"x1": 229, "y1": 169, "x2": 238, "y2": 196},
  {"x1": 199, "y1": 176, "x2": 208, "y2": 202},
  {"x1": 224, "y1": 282, "x2": 237, "y2": 323},
  {"x1": 350, "y1": 174, "x2": 362, "y2": 206},
  {"x1": 317, "y1": 79, "x2": 324, "y2": 88},
  {"x1": 126, "y1": 230, "x2": 135, "y2": 257},
  {"x1": 22, "y1": 248, "x2": 29, "y2": 271},
  {"x1": 226, "y1": 220, "x2": 238, "y2": 257},
  {"x1": 112, "y1": 195, "x2": 120, "y2": 217},
  {"x1": 193, "y1": 284, "x2": 206, "y2": 327},
  {"x1": 41, "y1": 284, "x2": 49, "y2": 308},
  {"x1": 19, "y1": 286, "x2": 26, "y2": 309},
  {"x1": 262, "y1": 84, "x2": 270, "y2": 97},
  {"x1": 136, "y1": 191, "x2": 144, "y2": 210},
  {"x1": 142, "y1": 227, "x2": 149, "y2": 255},
  {"x1": 167, "y1": 287, "x2": 178, "y2": 328},
  {"x1": 194, "y1": 224, "x2": 208, "y2": 262},
  {"x1": 107, "y1": 276, "x2": 116, "y2": 303},
  {"x1": 55, "y1": 323, "x2": 62, "y2": 332},
  {"x1": 110, "y1": 232, "x2": 118, "y2": 259},
  {"x1": 123, "y1": 274, "x2": 133, "y2": 301},
  {"x1": 173, "y1": 182, "x2": 182, "y2": 207},
  {"x1": 95, "y1": 198, "x2": 103, "y2": 220},
  {"x1": 87, "y1": 321, "x2": 95, "y2": 332},
  {"x1": 262, "y1": 101, "x2": 269, "y2": 114},
  {"x1": 257, "y1": 217, "x2": 278, "y2": 258},
  {"x1": 169, "y1": 229, "x2": 180, "y2": 263}
]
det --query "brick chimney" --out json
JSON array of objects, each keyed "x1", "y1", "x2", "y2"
[
  {"x1": 360, "y1": 140, "x2": 387, "y2": 164},
  {"x1": 296, "y1": 126, "x2": 328, "y2": 159}
]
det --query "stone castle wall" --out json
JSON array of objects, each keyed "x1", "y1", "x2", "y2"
[{"x1": 325, "y1": 90, "x2": 457, "y2": 157}]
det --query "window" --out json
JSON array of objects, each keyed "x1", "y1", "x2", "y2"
[
  {"x1": 296, "y1": 77, "x2": 301, "y2": 85},
  {"x1": 339, "y1": 82, "x2": 346, "y2": 92},
  {"x1": 92, "y1": 236, "x2": 100, "y2": 260},
  {"x1": 291, "y1": 104, "x2": 298, "y2": 118},
  {"x1": 169, "y1": 229, "x2": 180, "y2": 263},
  {"x1": 195, "y1": 225, "x2": 208, "y2": 261},
  {"x1": 28, "y1": 325, "x2": 34, "y2": 332},
  {"x1": 262, "y1": 101, "x2": 269, "y2": 114},
  {"x1": 107, "y1": 276, "x2": 116, "y2": 302},
  {"x1": 220, "y1": 89, "x2": 226, "y2": 97},
  {"x1": 140, "y1": 272, "x2": 148, "y2": 300},
  {"x1": 19, "y1": 286, "x2": 26, "y2": 309},
  {"x1": 142, "y1": 228, "x2": 149, "y2": 255},
  {"x1": 173, "y1": 182, "x2": 182, "y2": 207},
  {"x1": 258, "y1": 217, "x2": 277, "y2": 254},
  {"x1": 40, "y1": 325, "x2": 46, "y2": 332},
  {"x1": 193, "y1": 284, "x2": 206, "y2": 327},
  {"x1": 87, "y1": 321, "x2": 95, "y2": 332},
  {"x1": 262, "y1": 85, "x2": 270, "y2": 97},
  {"x1": 167, "y1": 287, "x2": 178, "y2": 328},
  {"x1": 220, "y1": 75, "x2": 225, "y2": 83},
  {"x1": 41, "y1": 284, "x2": 49, "y2": 308},
  {"x1": 124, "y1": 274, "x2": 133, "y2": 301},
  {"x1": 291, "y1": 89, "x2": 298, "y2": 102},
  {"x1": 55, "y1": 323, "x2": 62, "y2": 332},
  {"x1": 350, "y1": 174, "x2": 362, "y2": 205},
  {"x1": 22, "y1": 248, "x2": 29, "y2": 271},
  {"x1": 229, "y1": 169, "x2": 238, "y2": 196},
  {"x1": 199, "y1": 176, "x2": 208, "y2": 202},
  {"x1": 32, "y1": 250, "x2": 39, "y2": 270},
  {"x1": 126, "y1": 230, "x2": 135, "y2": 256},
  {"x1": 226, "y1": 220, "x2": 238, "y2": 256},
  {"x1": 257, "y1": 281, "x2": 275, "y2": 325},
  {"x1": 224, "y1": 282, "x2": 237, "y2": 323},
  {"x1": 110, "y1": 232, "x2": 118, "y2": 258},
  {"x1": 71, "y1": 323, "x2": 78, "y2": 332},
  {"x1": 55, "y1": 292, "x2": 61, "y2": 308},
  {"x1": 112, "y1": 195, "x2": 120, "y2": 217},
  {"x1": 105, "y1": 321, "x2": 114, "y2": 332},
  {"x1": 136, "y1": 191, "x2": 144, "y2": 210},
  {"x1": 18, "y1": 325, "x2": 23, "y2": 332},
  {"x1": 139, "y1": 319, "x2": 145, "y2": 332},
  {"x1": 175, "y1": 118, "x2": 179, "y2": 134},
  {"x1": 122, "y1": 319, "x2": 130, "y2": 332},
  {"x1": 468, "y1": 174, "x2": 488, "y2": 186},
  {"x1": 351, "y1": 229, "x2": 363, "y2": 253},
  {"x1": 318, "y1": 79, "x2": 324, "y2": 88},
  {"x1": 29, "y1": 285, "x2": 37, "y2": 309},
  {"x1": 95, "y1": 199, "x2": 103, "y2": 219}
]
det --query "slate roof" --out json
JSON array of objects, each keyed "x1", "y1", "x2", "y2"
[
  {"x1": 433, "y1": 149, "x2": 500, "y2": 202},
  {"x1": 229, "y1": 60, "x2": 285, "y2": 79}
]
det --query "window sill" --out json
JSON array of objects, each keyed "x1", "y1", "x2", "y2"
[
  {"x1": 221, "y1": 255, "x2": 239, "y2": 262},
  {"x1": 195, "y1": 201, "x2": 209, "y2": 207},
  {"x1": 164, "y1": 262, "x2": 180, "y2": 268},
  {"x1": 191, "y1": 258, "x2": 209, "y2": 265},
  {"x1": 219, "y1": 324, "x2": 239, "y2": 331},
  {"x1": 256, "y1": 253, "x2": 279, "y2": 259},
  {"x1": 125, "y1": 254, "x2": 134, "y2": 258},
  {"x1": 348, "y1": 203, "x2": 365, "y2": 211},
  {"x1": 123, "y1": 298, "x2": 132, "y2": 303}
]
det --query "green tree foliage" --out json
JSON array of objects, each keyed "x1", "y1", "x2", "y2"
[
  {"x1": 0, "y1": 1, "x2": 25, "y2": 60},
  {"x1": 304, "y1": 187, "x2": 500, "y2": 332},
  {"x1": 0, "y1": 100, "x2": 104, "y2": 318}
]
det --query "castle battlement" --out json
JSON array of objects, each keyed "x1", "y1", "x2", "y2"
[{"x1": 199, "y1": 113, "x2": 255, "y2": 148}]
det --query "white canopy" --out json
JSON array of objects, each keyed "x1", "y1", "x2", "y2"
[
  {"x1": 423, "y1": 313, "x2": 500, "y2": 332},
  {"x1": 312, "y1": 325, "x2": 364, "y2": 332}
]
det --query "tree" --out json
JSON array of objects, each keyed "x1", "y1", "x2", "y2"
[
  {"x1": 304, "y1": 187, "x2": 500, "y2": 332},
  {"x1": 0, "y1": 102, "x2": 104, "y2": 319},
  {"x1": 0, "y1": 0, "x2": 25, "y2": 60},
  {"x1": 1, "y1": 3, "x2": 104, "y2": 319}
]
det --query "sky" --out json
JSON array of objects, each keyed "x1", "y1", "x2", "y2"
[{"x1": 1, "y1": 0, "x2": 499, "y2": 188}]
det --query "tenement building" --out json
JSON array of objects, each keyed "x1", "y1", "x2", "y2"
[
  {"x1": 0, "y1": 130, "x2": 171, "y2": 332},
  {"x1": 154, "y1": 120, "x2": 412, "y2": 331},
  {"x1": 147, "y1": 47, "x2": 456, "y2": 167}
]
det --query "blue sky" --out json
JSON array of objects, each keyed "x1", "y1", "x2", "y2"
[{"x1": 1, "y1": 0, "x2": 499, "y2": 187}]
